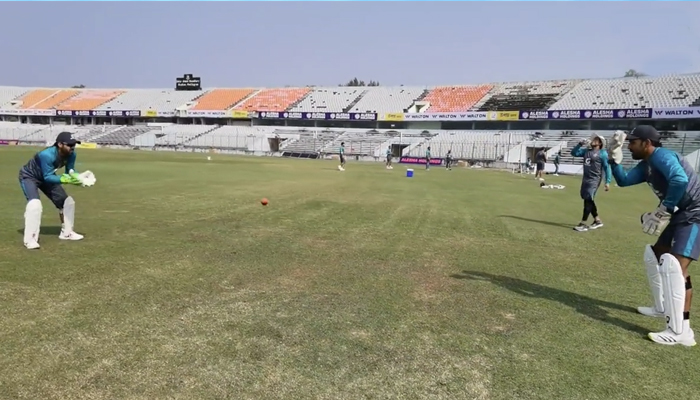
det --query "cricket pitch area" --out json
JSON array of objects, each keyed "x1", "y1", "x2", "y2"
[{"x1": 1, "y1": 146, "x2": 698, "y2": 400}]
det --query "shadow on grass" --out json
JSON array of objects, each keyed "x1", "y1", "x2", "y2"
[
  {"x1": 450, "y1": 270, "x2": 649, "y2": 336},
  {"x1": 16, "y1": 226, "x2": 63, "y2": 236},
  {"x1": 498, "y1": 214, "x2": 573, "y2": 229}
]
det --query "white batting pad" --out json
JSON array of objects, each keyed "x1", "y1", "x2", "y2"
[
  {"x1": 24, "y1": 199, "x2": 42, "y2": 245},
  {"x1": 79, "y1": 170, "x2": 96, "y2": 187},
  {"x1": 659, "y1": 254, "x2": 686, "y2": 335},
  {"x1": 644, "y1": 244, "x2": 664, "y2": 313},
  {"x1": 63, "y1": 196, "x2": 75, "y2": 234}
]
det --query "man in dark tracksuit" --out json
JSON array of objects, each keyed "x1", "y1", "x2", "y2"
[
  {"x1": 570, "y1": 134, "x2": 611, "y2": 231},
  {"x1": 535, "y1": 149, "x2": 546, "y2": 180},
  {"x1": 19, "y1": 131, "x2": 85, "y2": 249}
]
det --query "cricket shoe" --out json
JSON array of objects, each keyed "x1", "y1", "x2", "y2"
[
  {"x1": 648, "y1": 328, "x2": 696, "y2": 347},
  {"x1": 573, "y1": 223, "x2": 588, "y2": 232},
  {"x1": 588, "y1": 221, "x2": 604, "y2": 230},
  {"x1": 59, "y1": 230, "x2": 84, "y2": 241},
  {"x1": 24, "y1": 241, "x2": 40, "y2": 250},
  {"x1": 637, "y1": 306, "x2": 664, "y2": 318}
]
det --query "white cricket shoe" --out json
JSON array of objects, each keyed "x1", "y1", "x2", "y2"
[
  {"x1": 637, "y1": 306, "x2": 664, "y2": 318},
  {"x1": 649, "y1": 328, "x2": 696, "y2": 347},
  {"x1": 24, "y1": 241, "x2": 40, "y2": 250},
  {"x1": 59, "y1": 230, "x2": 84, "y2": 241}
]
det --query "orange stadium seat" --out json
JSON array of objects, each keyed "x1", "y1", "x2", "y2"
[
  {"x1": 56, "y1": 90, "x2": 124, "y2": 110},
  {"x1": 19, "y1": 89, "x2": 58, "y2": 109},
  {"x1": 234, "y1": 88, "x2": 310, "y2": 112},
  {"x1": 20, "y1": 89, "x2": 80, "y2": 109},
  {"x1": 191, "y1": 89, "x2": 255, "y2": 110},
  {"x1": 422, "y1": 85, "x2": 493, "y2": 112}
]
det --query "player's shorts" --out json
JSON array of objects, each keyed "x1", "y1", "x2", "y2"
[
  {"x1": 340, "y1": 155, "x2": 346, "y2": 163},
  {"x1": 19, "y1": 178, "x2": 68, "y2": 209},
  {"x1": 657, "y1": 217, "x2": 700, "y2": 260},
  {"x1": 536, "y1": 161, "x2": 545, "y2": 172},
  {"x1": 386, "y1": 155, "x2": 392, "y2": 162}
]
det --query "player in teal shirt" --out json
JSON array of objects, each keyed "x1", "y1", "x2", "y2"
[
  {"x1": 18, "y1": 131, "x2": 85, "y2": 249},
  {"x1": 425, "y1": 146, "x2": 431, "y2": 170},
  {"x1": 339, "y1": 142, "x2": 346, "y2": 171},
  {"x1": 385, "y1": 147, "x2": 393, "y2": 169}
]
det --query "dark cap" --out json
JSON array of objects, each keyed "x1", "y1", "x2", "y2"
[
  {"x1": 55, "y1": 131, "x2": 81, "y2": 146},
  {"x1": 627, "y1": 125, "x2": 660, "y2": 143}
]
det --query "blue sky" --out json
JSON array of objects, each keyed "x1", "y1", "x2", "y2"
[{"x1": 1, "y1": 2, "x2": 699, "y2": 88}]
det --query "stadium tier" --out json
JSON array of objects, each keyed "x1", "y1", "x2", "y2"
[
  {"x1": 550, "y1": 75, "x2": 700, "y2": 110},
  {"x1": 2, "y1": 73, "x2": 699, "y2": 116},
  {"x1": 474, "y1": 80, "x2": 581, "y2": 111},
  {"x1": 2, "y1": 73, "x2": 700, "y2": 172}
]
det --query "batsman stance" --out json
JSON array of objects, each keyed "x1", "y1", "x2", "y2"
[
  {"x1": 19, "y1": 131, "x2": 85, "y2": 249},
  {"x1": 610, "y1": 125, "x2": 699, "y2": 346}
]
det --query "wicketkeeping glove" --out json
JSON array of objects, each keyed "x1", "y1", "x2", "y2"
[
  {"x1": 608, "y1": 130, "x2": 626, "y2": 164},
  {"x1": 641, "y1": 205, "x2": 672, "y2": 235},
  {"x1": 78, "y1": 170, "x2": 96, "y2": 187},
  {"x1": 60, "y1": 173, "x2": 83, "y2": 185}
]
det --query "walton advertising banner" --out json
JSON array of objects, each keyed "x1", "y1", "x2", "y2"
[{"x1": 651, "y1": 107, "x2": 700, "y2": 119}]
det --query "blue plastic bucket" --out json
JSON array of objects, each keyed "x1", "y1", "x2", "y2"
[{"x1": 406, "y1": 169, "x2": 414, "y2": 178}]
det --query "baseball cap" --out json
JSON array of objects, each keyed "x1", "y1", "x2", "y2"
[
  {"x1": 627, "y1": 125, "x2": 661, "y2": 143},
  {"x1": 55, "y1": 131, "x2": 81, "y2": 146}
]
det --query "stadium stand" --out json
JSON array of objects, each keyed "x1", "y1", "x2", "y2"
[
  {"x1": 95, "y1": 89, "x2": 205, "y2": 111},
  {"x1": 289, "y1": 88, "x2": 365, "y2": 112},
  {"x1": 0, "y1": 121, "x2": 45, "y2": 141},
  {"x1": 322, "y1": 129, "x2": 395, "y2": 156},
  {"x1": 281, "y1": 130, "x2": 342, "y2": 155},
  {"x1": 56, "y1": 90, "x2": 124, "y2": 110},
  {"x1": 348, "y1": 87, "x2": 428, "y2": 114},
  {"x1": 410, "y1": 130, "x2": 533, "y2": 160},
  {"x1": 154, "y1": 125, "x2": 217, "y2": 146},
  {"x1": 191, "y1": 89, "x2": 256, "y2": 110},
  {"x1": 422, "y1": 85, "x2": 493, "y2": 112},
  {"x1": 0, "y1": 87, "x2": 30, "y2": 106},
  {"x1": 95, "y1": 126, "x2": 159, "y2": 146},
  {"x1": 188, "y1": 126, "x2": 272, "y2": 149},
  {"x1": 475, "y1": 80, "x2": 580, "y2": 111},
  {"x1": 551, "y1": 74, "x2": 700, "y2": 109},
  {"x1": 4, "y1": 72, "x2": 700, "y2": 173},
  {"x1": 234, "y1": 88, "x2": 311, "y2": 112},
  {"x1": 19, "y1": 89, "x2": 79, "y2": 109}
]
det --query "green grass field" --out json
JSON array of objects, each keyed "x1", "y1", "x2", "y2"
[{"x1": 1, "y1": 146, "x2": 699, "y2": 400}]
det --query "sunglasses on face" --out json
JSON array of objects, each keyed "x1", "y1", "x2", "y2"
[{"x1": 62, "y1": 142, "x2": 76, "y2": 148}]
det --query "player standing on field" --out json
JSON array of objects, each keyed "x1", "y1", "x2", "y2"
[
  {"x1": 570, "y1": 134, "x2": 611, "y2": 232},
  {"x1": 445, "y1": 150, "x2": 453, "y2": 170},
  {"x1": 338, "y1": 142, "x2": 346, "y2": 171},
  {"x1": 534, "y1": 148, "x2": 546, "y2": 180},
  {"x1": 611, "y1": 125, "x2": 699, "y2": 346},
  {"x1": 385, "y1": 147, "x2": 393, "y2": 169},
  {"x1": 18, "y1": 131, "x2": 85, "y2": 249},
  {"x1": 425, "y1": 146, "x2": 431, "y2": 170}
]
